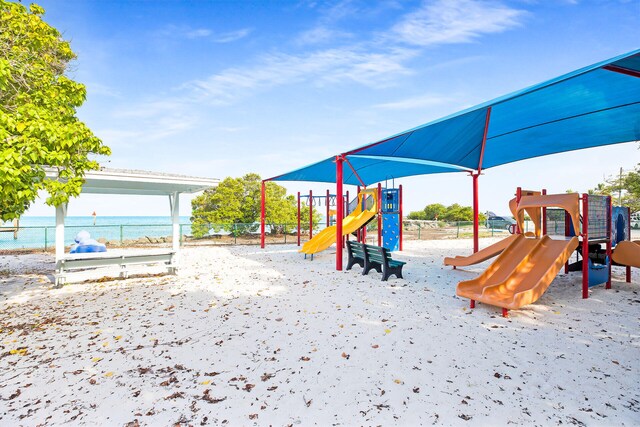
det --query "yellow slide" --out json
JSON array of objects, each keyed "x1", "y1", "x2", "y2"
[
  {"x1": 300, "y1": 190, "x2": 377, "y2": 256},
  {"x1": 444, "y1": 234, "x2": 518, "y2": 267},
  {"x1": 456, "y1": 235, "x2": 579, "y2": 310},
  {"x1": 612, "y1": 241, "x2": 640, "y2": 268}
]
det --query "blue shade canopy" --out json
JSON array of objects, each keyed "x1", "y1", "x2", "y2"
[{"x1": 269, "y1": 49, "x2": 640, "y2": 186}]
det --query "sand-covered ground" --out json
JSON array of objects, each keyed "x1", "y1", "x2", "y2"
[{"x1": 0, "y1": 238, "x2": 638, "y2": 426}]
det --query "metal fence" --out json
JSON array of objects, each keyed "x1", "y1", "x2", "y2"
[{"x1": 0, "y1": 220, "x2": 540, "y2": 252}]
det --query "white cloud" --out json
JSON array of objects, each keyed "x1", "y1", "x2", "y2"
[
  {"x1": 185, "y1": 28, "x2": 213, "y2": 39},
  {"x1": 296, "y1": 25, "x2": 352, "y2": 46},
  {"x1": 187, "y1": 47, "x2": 416, "y2": 104},
  {"x1": 155, "y1": 25, "x2": 251, "y2": 43},
  {"x1": 213, "y1": 28, "x2": 253, "y2": 43},
  {"x1": 391, "y1": 0, "x2": 526, "y2": 47}
]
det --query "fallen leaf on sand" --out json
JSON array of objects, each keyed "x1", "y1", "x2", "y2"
[
  {"x1": 371, "y1": 344, "x2": 379, "y2": 349},
  {"x1": 104, "y1": 372, "x2": 114, "y2": 377}
]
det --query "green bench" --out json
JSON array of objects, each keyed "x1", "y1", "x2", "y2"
[{"x1": 346, "y1": 240, "x2": 406, "y2": 281}]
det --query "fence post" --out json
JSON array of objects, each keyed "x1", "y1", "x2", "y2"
[
  {"x1": 44, "y1": 227, "x2": 48, "y2": 250},
  {"x1": 456, "y1": 222, "x2": 460, "y2": 238},
  {"x1": 179, "y1": 224, "x2": 183, "y2": 247},
  {"x1": 120, "y1": 224, "x2": 124, "y2": 244},
  {"x1": 283, "y1": 224, "x2": 287, "y2": 244},
  {"x1": 418, "y1": 223, "x2": 421, "y2": 240},
  {"x1": 234, "y1": 224, "x2": 237, "y2": 244}
]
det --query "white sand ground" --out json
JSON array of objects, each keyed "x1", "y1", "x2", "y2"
[{"x1": 0, "y1": 238, "x2": 638, "y2": 426}]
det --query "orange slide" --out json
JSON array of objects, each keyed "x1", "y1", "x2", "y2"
[
  {"x1": 444, "y1": 234, "x2": 518, "y2": 267},
  {"x1": 456, "y1": 235, "x2": 579, "y2": 310},
  {"x1": 612, "y1": 241, "x2": 640, "y2": 268}
]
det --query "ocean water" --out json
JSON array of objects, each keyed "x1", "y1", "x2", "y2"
[{"x1": 0, "y1": 216, "x2": 192, "y2": 250}]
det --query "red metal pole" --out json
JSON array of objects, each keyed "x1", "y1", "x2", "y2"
[
  {"x1": 564, "y1": 209, "x2": 570, "y2": 274},
  {"x1": 515, "y1": 187, "x2": 522, "y2": 235},
  {"x1": 472, "y1": 173, "x2": 479, "y2": 253},
  {"x1": 542, "y1": 189, "x2": 547, "y2": 236},
  {"x1": 345, "y1": 190, "x2": 349, "y2": 241},
  {"x1": 582, "y1": 194, "x2": 589, "y2": 299},
  {"x1": 336, "y1": 156, "x2": 344, "y2": 271},
  {"x1": 502, "y1": 308, "x2": 508, "y2": 318},
  {"x1": 326, "y1": 189, "x2": 330, "y2": 227},
  {"x1": 260, "y1": 181, "x2": 266, "y2": 249},
  {"x1": 309, "y1": 190, "x2": 313, "y2": 240},
  {"x1": 627, "y1": 207, "x2": 632, "y2": 283},
  {"x1": 297, "y1": 192, "x2": 301, "y2": 246},
  {"x1": 399, "y1": 184, "x2": 403, "y2": 251},
  {"x1": 356, "y1": 186, "x2": 361, "y2": 242},
  {"x1": 606, "y1": 196, "x2": 612, "y2": 289},
  {"x1": 377, "y1": 183, "x2": 382, "y2": 247}
]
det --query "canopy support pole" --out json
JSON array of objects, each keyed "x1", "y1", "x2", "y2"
[
  {"x1": 297, "y1": 192, "x2": 301, "y2": 246},
  {"x1": 471, "y1": 107, "x2": 491, "y2": 254},
  {"x1": 260, "y1": 181, "x2": 266, "y2": 249},
  {"x1": 377, "y1": 183, "x2": 382, "y2": 247},
  {"x1": 309, "y1": 190, "x2": 313, "y2": 240},
  {"x1": 55, "y1": 203, "x2": 67, "y2": 262},
  {"x1": 399, "y1": 184, "x2": 403, "y2": 251},
  {"x1": 336, "y1": 155, "x2": 344, "y2": 270},
  {"x1": 472, "y1": 173, "x2": 479, "y2": 253}
]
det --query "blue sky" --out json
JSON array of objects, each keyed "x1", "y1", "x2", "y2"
[{"x1": 24, "y1": 0, "x2": 640, "y2": 217}]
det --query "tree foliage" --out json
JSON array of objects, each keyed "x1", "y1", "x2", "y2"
[
  {"x1": 190, "y1": 173, "x2": 321, "y2": 237},
  {"x1": 0, "y1": 1, "x2": 110, "y2": 221},
  {"x1": 588, "y1": 164, "x2": 640, "y2": 213},
  {"x1": 408, "y1": 202, "x2": 487, "y2": 222}
]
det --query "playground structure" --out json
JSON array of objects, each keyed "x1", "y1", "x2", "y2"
[
  {"x1": 259, "y1": 50, "x2": 639, "y2": 276},
  {"x1": 261, "y1": 180, "x2": 404, "y2": 259},
  {"x1": 0, "y1": 219, "x2": 19, "y2": 239},
  {"x1": 455, "y1": 187, "x2": 638, "y2": 316},
  {"x1": 299, "y1": 188, "x2": 377, "y2": 258}
]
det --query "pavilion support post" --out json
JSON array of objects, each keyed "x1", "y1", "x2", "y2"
[
  {"x1": 472, "y1": 173, "x2": 479, "y2": 253},
  {"x1": 170, "y1": 192, "x2": 180, "y2": 257},
  {"x1": 260, "y1": 181, "x2": 266, "y2": 249},
  {"x1": 336, "y1": 155, "x2": 344, "y2": 271},
  {"x1": 55, "y1": 203, "x2": 67, "y2": 262}
]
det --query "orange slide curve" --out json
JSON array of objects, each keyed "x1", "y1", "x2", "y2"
[
  {"x1": 612, "y1": 241, "x2": 640, "y2": 268},
  {"x1": 444, "y1": 234, "x2": 518, "y2": 267},
  {"x1": 456, "y1": 235, "x2": 579, "y2": 310}
]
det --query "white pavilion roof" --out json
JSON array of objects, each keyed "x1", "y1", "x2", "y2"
[{"x1": 45, "y1": 167, "x2": 219, "y2": 196}]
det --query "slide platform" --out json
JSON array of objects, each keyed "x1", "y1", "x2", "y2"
[
  {"x1": 612, "y1": 241, "x2": 640, "y2": 268},
  {"x1": 456, "y1": 235, "x2": 579, "y2": 310},
  {"x1": 444, "y1": 234, "x2": 518, "y2": 267}
]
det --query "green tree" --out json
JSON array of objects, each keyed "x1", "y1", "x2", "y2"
[
  {"x1": 408, "y1": 202, "x2": 485, "y2": 222},
  {"x1": 589, "y1": 164, "x2": 640, "y2": 213},
  {"x1": 190, "y1": 173, "x2": 321, "y2": 237},
  {"x1": 0, "y1": 1, "x2": 110, "y2": 221}
]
